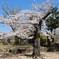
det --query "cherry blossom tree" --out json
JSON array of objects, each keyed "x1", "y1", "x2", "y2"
[{"x1": 0, "y1": 0, "x2": 58, "y2": 57}]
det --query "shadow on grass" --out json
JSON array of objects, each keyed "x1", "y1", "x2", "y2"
[{"x1": 24, "y1": 54, "x2": 32, "y2": 57}]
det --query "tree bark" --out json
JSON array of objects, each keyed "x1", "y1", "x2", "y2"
[
  {"x1": 32, "y1": 24, "x2": 41, "y2": 58},
  {"x1": 7, "y1": 39, "x2": 10, "y2": 43},
  {"x1": 14, "y1": 36, "x2": 20, "y2": 45}
]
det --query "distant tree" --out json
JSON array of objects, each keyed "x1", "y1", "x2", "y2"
[{"x1": 46, "y1": 7, "x2": 59, "y2": 36}]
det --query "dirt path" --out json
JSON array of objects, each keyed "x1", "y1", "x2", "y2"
[
  {"x1": 0, "y1": 52, "x2": 59, "y2": 59},
  {"x1": 41, "y1": 52, "x2": 59, "y2": 59}
]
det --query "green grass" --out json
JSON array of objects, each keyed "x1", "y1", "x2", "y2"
[{"x1": 0, "y1": 44, "x2": 33, "y2": 52}]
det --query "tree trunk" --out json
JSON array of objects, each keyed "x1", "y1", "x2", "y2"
[
  {"x1": 14, "y1": 36, "x2": 19, "y2": 45},
  {"x1": 7, "y1": 39, "x2": 10, "y2": 43},
  {"x1": 32, "y1": 36, "x2": 40, "y2": 58},
  {"x1": 35, "y1": 38, "x2": 40, "y2": 56},
  {"x1": 32, "y1": 24, "x2": 41, "y2": 58}
]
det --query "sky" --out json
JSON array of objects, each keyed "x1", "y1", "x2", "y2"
[
  {"x1": 0, "y1": 0, "x2": 46, "y2": 15},
  {"x1": 0, "y1": 0, "x2": 59, "y2": 33}
]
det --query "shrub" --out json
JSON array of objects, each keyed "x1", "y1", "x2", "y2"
[{"x1": 2, "y1": 41, "x2": 8, "y2": 45}]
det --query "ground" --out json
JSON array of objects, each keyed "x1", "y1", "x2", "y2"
[
  {"x1": 0, "y1": 52, "x2": 59, "y2": 59},
  {"x1": 0, "y1": 45, "x2": 59, "y2": 59}
]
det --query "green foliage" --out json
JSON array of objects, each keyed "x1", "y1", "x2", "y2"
[
  {"x1": 1, "y1": 41, "x2": 8, "y2": 45},
  {"x1": 46, "y1": 7, "x2": 59, "y2": 32},
  {"x1": 40, "y1": 32, "x2": 47, "y2": 43}
]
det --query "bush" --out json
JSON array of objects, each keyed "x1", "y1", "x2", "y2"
[{"x1": 2, "y1": 41, "x2": 8, "y2": 45}]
